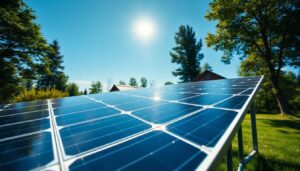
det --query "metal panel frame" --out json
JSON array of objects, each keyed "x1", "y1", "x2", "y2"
[{"x1": 197, "y1": 76, "x2": 264, "y2": 171}]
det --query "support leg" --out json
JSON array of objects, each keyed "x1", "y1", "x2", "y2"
[
  {"x1": 227, "y1": 144, "x2": 233, "y2": 171},
  {"x1": 250, "y1": 101, "x2": 258, "y2": 152},
  {"x1": 237, "y1": 126, "x2": 244, "y2": 171}
]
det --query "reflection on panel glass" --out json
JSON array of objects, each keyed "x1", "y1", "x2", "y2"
[
  {"x1": 167, "y1": 109, "x2": 237, "y2": 147},
  {"x1": 0, "y1": 132, "x2": 54, "y2": 170},
  {"x1": 70, "y1": 131, "x2": 207, "y2": 171}
]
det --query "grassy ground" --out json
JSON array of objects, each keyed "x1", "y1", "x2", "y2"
[{"x1": 216, "y1": 114, "x2": 300, "y2": 171}]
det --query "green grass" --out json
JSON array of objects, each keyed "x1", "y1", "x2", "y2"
[{"x1": 216, "y1": 114, "x2": 300, "y2": 171}]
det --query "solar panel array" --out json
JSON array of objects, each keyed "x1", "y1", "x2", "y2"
[{"x1": 0, "y1": 76, "x2": 263, "y2": 171}]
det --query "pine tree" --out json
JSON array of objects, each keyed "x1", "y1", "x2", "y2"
[
  {"x1": 170, "y1": 25, "x2": 204, "y2": 82},
  {"x1": 37, "y1": 40, "x2": 68, "y2": 91}
]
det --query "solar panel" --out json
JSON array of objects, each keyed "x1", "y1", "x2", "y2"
[{"x1": 0, "y1": 76, "x2": 263, "y2": 170}]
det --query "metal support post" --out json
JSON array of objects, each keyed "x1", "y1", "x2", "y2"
[
  {"x1": 250, "y1": 101, "x2": 258, "y2": 152},
  {"x1": 227, "y1": 144, "x2": 233, "y2": 171}
]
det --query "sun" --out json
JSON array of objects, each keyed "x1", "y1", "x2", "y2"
[{"x1": 133, "y1": 19, "x2": 155, "y2": 41}]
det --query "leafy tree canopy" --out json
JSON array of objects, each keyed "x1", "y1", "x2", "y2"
[
  {"x1": 206, "y1": 0, "x2": 300, "y2": 114},
  {"x1": 118, "y1": 80, "x2": 126, "y2": 85},
  {"x1": 0, "y1": 0, "x2": 49, "y2": 103},
  {"x1": 89, "y1": 81, "x2": 103, "y2": 94},
  {"x1": 66, "y1": 83, "x2": 79, "y2": 96},
  {"x1": 140, "y1": 77, "x2": 148, "y2": 87},
  {"x1": 164, "y1": 81, "x2": 174, "y2": 85},
  {"x1": 129, "y1": 77, "x2": 138, "y2": 86}
]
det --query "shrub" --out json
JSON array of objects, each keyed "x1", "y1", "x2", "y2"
[{"x1": 14, "y1": 89, "x2": 68, "y2": 102}]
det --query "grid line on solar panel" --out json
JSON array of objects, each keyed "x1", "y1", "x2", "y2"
[
  {"x1": 55, "y1": 96, "x2": 207, "y2": 163},
  {"x1": 48, "y1": 99, "x2": 67, "y2": 171},
  {"x1": 0, "y1": 132, "x2": 55, "y2": 171},
  {"x1": 0, "y1": 100, "x2": 48, "y2": 110},
  {"x1": 68, "y1": 131, "x2": 207, "y2": 171},
  {"x1": 86, "y1": 96, "x2": 154, "y2": 125},
  {"x1": 83, "y1": 96, "x2": 210, "y2": 153},
  {"x1": 167, "y1": 109, "x2": 237, "y2": 147},
  {"x1": 0, "y1": 76, "x2": 263, "y2": 170},
  {"x1": 0, "y1": 109, "x2": 49, "y2": 127},
  {"x1": 0, "y1": 118, "x2": 50, "y2": 140},
  {"x1": 60, "y1": 115, "x2": 151, "y2": 156},
  {"x1": 0, "y1": 106, "x2": 48, "y2": 117}
]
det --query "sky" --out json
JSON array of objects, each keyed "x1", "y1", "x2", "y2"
[{"x1": 25, "y1": 0, "x2": 296, "y2": 91}]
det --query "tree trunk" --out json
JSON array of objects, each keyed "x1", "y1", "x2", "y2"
[{"x1": 269, "y1": 77, "x2": 291, "y2": 114}]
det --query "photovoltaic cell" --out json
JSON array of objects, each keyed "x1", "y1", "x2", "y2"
[
  {"x1": 0, "y1": 110, "x2": 48, "y2": 125},
  {"x1": 132, "y1": 103, "x2": 202, "y2": 124},
  {"x1": 181, "y1": 94, "x2": 231, "y2": 106},
  {"x1": 215, "y1": 95, "x2": 249, "y2": 109},
  {"x1": 69, "y1": 131, "x2": 207, "y2": 171},
  {"x1": 167, "y1": 109, "x2": 237, "y2": 147},
  {"x1": 0, "y1": 76, "x2": 263, "y2": 170},
  {"x1": 56, "y1": 107, "x2": 120, "y2": 126},
  {"x1": 60, "y1": 114, "x2": 151, "y2": 155},
  {"x1": 0, "y1": 118, "x2": 50, "y2": 139},
  {"x1": 0, "y1": 132, "x2": 54, "y2": 170}
]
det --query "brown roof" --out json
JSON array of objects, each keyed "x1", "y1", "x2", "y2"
[
  {"x1": 110, "y1": 84, "x2": 139, "y2": 92},
  {"x1": 194, "y1": 70, "x2": 226, "y2": 81}
]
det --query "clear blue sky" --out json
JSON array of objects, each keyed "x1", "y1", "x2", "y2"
[{"x1": 26, "y1": 0, "x2": 297, "y2": 91}]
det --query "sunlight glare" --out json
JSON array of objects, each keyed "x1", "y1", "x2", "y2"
[{"x1": 134, "y1": 19, "x2": 155, "y2": 41}]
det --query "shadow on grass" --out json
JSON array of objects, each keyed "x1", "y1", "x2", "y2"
[
  {"x1": 227, "y1": 150, "x2": 300, "y2": 171},
  {"x1": 252, "y1": 154, "x2": 300, "y2": 171},
  {"x1": 263, "y1": 119, "x2": 300, "y2": 131}
]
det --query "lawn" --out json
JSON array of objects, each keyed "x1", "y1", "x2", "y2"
[{"x1": 217, "y1": 114, "x2": 300, "y2": 171}]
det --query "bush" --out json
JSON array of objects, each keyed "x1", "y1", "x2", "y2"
[{"x1": 14, "y1": 89, "x2": 68, "y2": 102}]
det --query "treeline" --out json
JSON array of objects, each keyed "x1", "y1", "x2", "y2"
[{"x1": 0, "y1": 1, "x2": 71, "y2": 103}]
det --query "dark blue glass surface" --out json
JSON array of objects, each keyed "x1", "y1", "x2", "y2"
[
  {"x1": 0, "y1": 132, "x2": 54, "y2": 170},
  {"x1": 215, "y1": 95, "x2": 249, "y2": 109},
  {"x1": 56, "y1": 107, "x2": 120, "y2": 126},
  {"x1": 181, "y1": 94, "x2": 231, "y2": 105},
  {"x1": 0, "y1": 100, "x2": 47, "y2": 110},
  {"x1": 167, "y1": 109, "x2": 237, "y2": 147},
  {"x1": 0, "y1": 105, "x2": 48, "y2": 117},
  {"x1": 0, "y1": 119, "x2": 50, "y2": 139},
  {"x1": 152, "y1": 91, "x2": 197, "y2": 101},
  {"x1": 195, "y1": 88, "x2": 247, "y2": 94},
  {"x1": 53, "y1": 102, "x2": 106, "y2": 115},
  {"x1": 60, "y1": 114, "x2": 151, "y2": 155},
  {"x1": 132, "y1": 103, "x2": 202, "y2": 124},
  {"x1": 240, "y1": 89, "x2": 254, "y2": 95},
  {"x1": 69, "y1": 131, "x2": 207, "y2": 171},
  {"x1": 52, "y1": 96, "x2": 93, "y2": 108},
  {"x1": 116, "y1": 98, "x2": 167, "y2": 111},
  {"x1": 0, "y1": 110, "x2": 49, "y2": 126},
  {"x1": 92, "y1": 93, "x2": 141, "y2": 105}
]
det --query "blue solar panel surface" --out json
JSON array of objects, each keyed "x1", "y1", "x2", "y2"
[{"x1": 0, "y1": 76, "x2": 262, "y2": 170}]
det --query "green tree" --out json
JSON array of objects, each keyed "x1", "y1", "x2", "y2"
[
  {"x1": 89, "y1": 81, "x2": 103, "y2": 94},
  {"x1": 129, "y1": 78, "x2": 138, "y2": 86},
  {"x1": 36, "y1": 40, "x2": 68, "y2": 91},
  {"x1": 0, "y1": 0, "x2": 49, "y2": 103},
  {"x1": 202, "y1": 63, "x2": 213, "y2": 72},
  {"x1": 140, "y1": 77, "x2": 148, "y2": 87},
  {"x1": 164, "y1": 81, "x2": 174, "y2": 85},
  {"x1": 206, "y1": 1, "x2": 300, "y2": 114},
  {"x1": 170, "y1": 25, "x2": 204, "y2": 82},
  {"x1": 119, "y1": 80, "x2": 126, "y2": 85},
  {"x1": 83, "y1": 88, "x2": 87, "y2": 95},
  {"x1": 66, "y1": 83, "x2": 79, "y2": 96}
]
